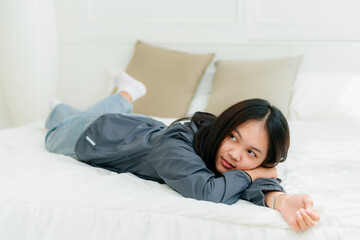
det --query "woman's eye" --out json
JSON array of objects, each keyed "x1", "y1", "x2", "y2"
[
  {"x1": 229, "y1": 134, "x2": 237, "y2": 142},
  {"x1": 248, "y1": 150, "x2": 256, "y2": 157}
]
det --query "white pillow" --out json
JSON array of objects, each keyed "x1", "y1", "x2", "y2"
[
  {"x1": 289, "y1": 72, "x2": 360, "y2": 123},
  {"x1": 186, "y1": 68, "x2": 214, "y2": 116}
]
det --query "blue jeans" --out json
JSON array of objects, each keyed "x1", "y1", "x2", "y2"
[{"x1": 45, "y1": 94, "x2": 133, "y2": 159}]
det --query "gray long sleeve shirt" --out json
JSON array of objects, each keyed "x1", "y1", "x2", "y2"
[{"x1": 75, "y1": 113, "x2": 284, "y2": 206}]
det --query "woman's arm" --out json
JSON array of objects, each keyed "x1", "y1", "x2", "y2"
[
  {"x1": 265, "y1": 191, "x2": 320, "y2": 232},
  {"x1": 243, "y1": 166, "x2": 320, "y2": 231},
  {"x1": 244, "y1": 166, "x2": 278, "y2": 182}
]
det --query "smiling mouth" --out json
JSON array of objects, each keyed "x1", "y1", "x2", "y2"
[{"x1": 221, "y1": 157, "x2": 235, "y2": 169}]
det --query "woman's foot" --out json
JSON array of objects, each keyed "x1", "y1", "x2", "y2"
[{"x1": 110, "y1": 72, "x2": 146, "y2": 102}]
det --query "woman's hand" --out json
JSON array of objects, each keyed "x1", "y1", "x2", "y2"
[
  {"x1": 266, "y1": 192, "x2": 320, "y2": 232},
  {"x1": 244, "y1": 167, "x2": 277, "y2": 182}
]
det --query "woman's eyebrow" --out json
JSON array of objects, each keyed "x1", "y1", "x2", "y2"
[
  {"x1": 234, "y1": 129, "x2": 263, "y2": 154},
  {"x1": 251, "y1": 146, "x2": 262, "y2": 154},
  {"x1": 234, "y1": 129, "x2": 242, "y2": 139}
]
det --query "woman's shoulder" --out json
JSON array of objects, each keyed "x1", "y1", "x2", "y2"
[
  {"x1": 147, "y1": 122, "x2": 205, "y2": 170},
  {"x1": 165, "y1": 121, "x2": 198, "y2": 141}
]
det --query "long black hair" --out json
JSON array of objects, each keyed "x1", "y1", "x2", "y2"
[{"x1": 174, "y1": 98, "x2": 290, "y2": 177}]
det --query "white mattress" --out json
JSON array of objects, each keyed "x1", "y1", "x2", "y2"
[{"x1": 1, "y1": 120, "x2": 360, "y2": 240}]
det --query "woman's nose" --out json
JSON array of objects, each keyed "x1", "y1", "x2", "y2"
[{"x1": 229, "y1": 150, "x2": 241, "y2": 161}]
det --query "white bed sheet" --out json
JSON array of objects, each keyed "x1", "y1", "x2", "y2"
[{"x1": 0, "y1": 120, "x2": 360, "y2": 240}]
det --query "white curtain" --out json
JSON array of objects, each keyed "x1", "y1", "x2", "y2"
[{"x1": 0, "y1": 0, "x2": 57, "y2": 126}]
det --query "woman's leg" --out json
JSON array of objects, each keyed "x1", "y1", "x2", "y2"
[
  {"x1": 45, "y1": 94, "x2": 140, "y2": 158},
  {"x1": 45, "y1": 72, "x2": 146, "y2": 159},
  {"x1": 45, "y1": 112, "x2": 101, "y2": 159},
  {"x1": 45, "y1": 103, "x2": 81, "y2": 130},
  {"x1": 83, "y1": 93, "x2": 133, "y2": 115}
]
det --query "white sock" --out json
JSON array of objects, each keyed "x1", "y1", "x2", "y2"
[
  {"x1": 114, "y1": 72, "x2": 146, "y2": 101},
  {"x1": 49, "y1": 98, "x2": 62, "y2": 110}
]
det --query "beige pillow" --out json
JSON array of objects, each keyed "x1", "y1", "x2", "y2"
[
  {"x1": 205, "y1": 56, "x2": 303, "y2": 116},
  {"x1": 125, "y1": 41, "x2": 214, "y2": 117}
]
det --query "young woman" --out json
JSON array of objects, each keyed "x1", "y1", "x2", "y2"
[{"x1": 45, "y1": 72, "x2": 320, "y2": 232}]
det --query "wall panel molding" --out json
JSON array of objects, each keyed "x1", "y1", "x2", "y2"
[
  {"x1": 70, "y1": 0, "x2": 246, "y2": 43},
  {"x1": 255, "y1": 0, "x2": 360, "y2": 24},
  {"x1": 86, "y1": 0, "x2": 238, "y2": 24},
  {"x1": 249, "y1": 0, "x2": 360, "y2": 40}
]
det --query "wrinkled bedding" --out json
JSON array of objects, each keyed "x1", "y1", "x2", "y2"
[{"x1": 1, "y1": 120, "x2": 360, "y2": 240}]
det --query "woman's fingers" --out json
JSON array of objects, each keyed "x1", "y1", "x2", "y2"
[
  {"x1": 306, "y1": 208, "x2": 321, "y2": 222},
  {"x1": 296, "y1": 210, "x2": 309, "y2": 231},
  {"x1": 295, "y1": 208, "x2": 319, "y2": 232},
  {"x1": 291, "y1": 219, "x2": 301, "y2": 232},
  {"x1": 300, "y1": 209, "x2": 316, "y2": 228},
  {"x1": 279, "y1": 194, "x2": 320, "y2": 232}
]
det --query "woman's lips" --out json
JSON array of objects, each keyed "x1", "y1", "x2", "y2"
[{"x1": 221, "y1": 157, "x2": 235, "y2": 169}]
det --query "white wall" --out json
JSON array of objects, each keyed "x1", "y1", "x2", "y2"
[
  {"x1": 1, "y1": 0, "x2": 360, "y2": 128},
  {"x1": 0, "y1": 96, "x2": 12, "y2": 129},
  {"x1": 0, "y1": 1, "x2": 13, "y2": 129}
]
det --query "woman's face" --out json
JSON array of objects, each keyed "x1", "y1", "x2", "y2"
[{"x1": 215, "y1": 120, "x2": 269, "y2": 174}]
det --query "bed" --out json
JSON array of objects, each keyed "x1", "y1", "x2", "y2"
[
  {"x1": 1, "y1": 117, "x2": 360, "y2": 239},
  {"x1": 1, "y1": 45, "x2": 360, "y2": 240}
]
